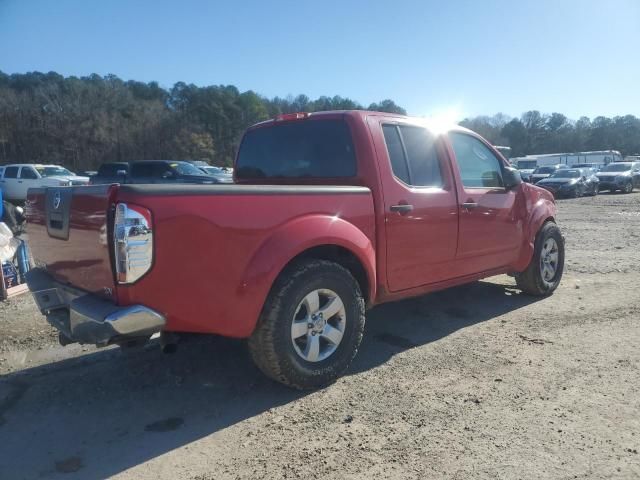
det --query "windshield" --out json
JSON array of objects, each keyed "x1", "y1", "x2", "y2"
[
  {"x1": 601, "y1": 163, "x2": 631, "y2": 172},
  {"x1": 170, "y1": 162, "x2": 206, "y2": 175},
  {"x1": 534, "y1": 167, "x2": 555, "y2": 174},
  {"x1": 550, "y1": 169, "x2": 581, "y2": 179},
  {"x1": 35, "y1": 166, "x2": 73, "y2": 177}
]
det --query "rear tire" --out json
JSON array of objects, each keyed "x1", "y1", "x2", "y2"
[
  {"x1": 516, "y1": 222, "x2": 564, "y2": 296},
  {"x1": 248, "y1": 259, "x2": 365, "y2": 390}
]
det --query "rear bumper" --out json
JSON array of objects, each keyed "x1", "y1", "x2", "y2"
[{"x1": 26, "y1": 269, "x2": 165, "y2": 345}]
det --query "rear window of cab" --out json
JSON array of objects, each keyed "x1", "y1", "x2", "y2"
[{"x1": 236, "y1": 119, "x2": 356, "y2": 179}]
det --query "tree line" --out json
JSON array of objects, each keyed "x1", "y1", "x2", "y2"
[
  {"x1": 0, "y1": 71, "x2": 637, "y2": 171},
  {"x1": 459, "y1": 111, "x2": 640, "y2": 158},
  {"x1": 0, "y1": 71, "x2": 406, "y2": 169}
]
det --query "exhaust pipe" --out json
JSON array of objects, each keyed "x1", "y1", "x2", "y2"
[{"x1": 160, "y1": 332, "x2": 179, "y2": 354}]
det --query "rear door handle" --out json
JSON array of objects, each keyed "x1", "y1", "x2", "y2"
[
  {"x1": 390, "y1": 204, "x2": 414, "y2": 214},
  {"x1": 462, "y1": 202, "x2": 478, "y2": 209}
]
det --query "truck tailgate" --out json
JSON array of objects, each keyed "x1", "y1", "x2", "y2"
[{"x1": 26, "y1": 184, "x2": 118, "y2": 300}]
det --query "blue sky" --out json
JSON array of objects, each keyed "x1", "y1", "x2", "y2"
[{"x1": 1, "y1": 0, "x2": 638, "y2": 120}]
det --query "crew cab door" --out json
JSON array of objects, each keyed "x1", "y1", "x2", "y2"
[
  {"x1": 0, "y1": 166, "x2": 20, "y2": 199},
  {"x1": 371, "y1": 119, "x2": 459, "y2": 292},
  {"x1": 18, "y1": 166, "x2": 40, "y2": 199},
  {"x1": 446, "y1": 132, "x2": 524, "y2": 273}
]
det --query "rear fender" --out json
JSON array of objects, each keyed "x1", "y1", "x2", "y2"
[{"x1": 239, "y1": 215, "x2": 376, "y2": 330}]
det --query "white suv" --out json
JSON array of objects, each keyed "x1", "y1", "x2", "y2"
[{"x1": 0, "y1": 164, "x2": 89, "y2": 201}]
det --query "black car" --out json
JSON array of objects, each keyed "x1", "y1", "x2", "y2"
[
  {"x1": 536, "y1": 168, "x2": 599, "y2": 198},
  {"x1": 89, "y1": 162, "x2": 130, "y2": 184},
  {"x1": 596, "y1": 162, "x2": 640, "y2": 193},
  {"x1": 90, "y1": 160, "x2": 223, "y2": 185}
]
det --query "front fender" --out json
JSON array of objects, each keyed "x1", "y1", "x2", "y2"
[
  {"x1": 513, "y1": 185, "x2": 557, "y2": 271},
  {"x1": 238, "y1": 214, "x2": 376, "y2": 331}
]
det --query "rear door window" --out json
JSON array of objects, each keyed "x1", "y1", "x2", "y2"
[
  {"x1": 382, "y1": 125, "x2": 409, "y2": 184},
  {"x1": 20, "y1": 167, "x2": 38, "y2": 179},
  {"x1": 130, "y1": 163, "x2": 157, "y2": 178},
  {"x1": 4, "y1": 166, "x2": 19, "y2": 179},
  {"x1": 382, "y1": 124, "x2": 443, "y2": 187},
  {"x1": 236, "y1": 119, "x2": 356, "y2": 179}
]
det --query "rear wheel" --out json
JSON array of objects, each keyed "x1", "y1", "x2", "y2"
[
  {"x1": 592, "y1": 184, "x2": 599, "y2": 196},
  {"x1": 516, "y1": 222, "x2": 564, "y2": 296},
  {"x1": 248, "y1": 259, "x2": 365, "y2": 390}
]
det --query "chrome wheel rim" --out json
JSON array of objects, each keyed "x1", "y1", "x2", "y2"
[
  {"x1": 540, "y1": 238, "x2": 559, "y2": 285},
  {"x1": 291, "y1": 289, "x2": 346, "y2": 362}
]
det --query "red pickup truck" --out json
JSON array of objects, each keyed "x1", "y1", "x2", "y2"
[{"x1": 25, "y1": 111, "x2": 564, "y2": 389}]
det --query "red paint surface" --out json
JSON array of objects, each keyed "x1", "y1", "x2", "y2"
[{"x1": 26, "y1": 111, "x2": 556, "y2": 338}]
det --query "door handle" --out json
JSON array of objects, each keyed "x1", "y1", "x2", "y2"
[
  {"x1": 462, "y1": 202, "x2": 478, "y2": 209},
  {"x1": 17, "y1": 180, "x2": 23, "y2": 183},
  {"x1": 390, "y1": 204, "x2": 414, "y2": 214}
]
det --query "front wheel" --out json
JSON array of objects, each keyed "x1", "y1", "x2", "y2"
[
  {"x1": 248, "y1": 259, "x2": 365, "y2": 390},
  {"x1": 515, "y1": 222, "x2": 565, "y2": 296},
  {"x1": 623, "y1": 181, "x2": 634, "y2": 194}
]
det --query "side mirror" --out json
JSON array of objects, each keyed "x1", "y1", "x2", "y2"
[
  {"x1": 503, "y1": 166, "x2": 522, "y2": 189},
  {"x1": 162, "y1": 171, "x2": 176, "y2": 179}
]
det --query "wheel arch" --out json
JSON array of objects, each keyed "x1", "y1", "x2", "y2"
[
  {"x1": 239, "y1": 214, "x2": 376, "y2": 335},
  {"x1": 514, "y1": 190, "x2": 558, "y2": 272}
]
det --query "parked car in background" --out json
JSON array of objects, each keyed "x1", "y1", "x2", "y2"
[
  {"x1": 200, "y1": 165, "x2": 233, "y2": 183},
  {"x1": 89, "y1": 162, "x2": 130, "y2": 184},
  {"x1": 571, "y1": 163, "x2": 602, "y2": 172},
  {"x1": 25, "y1": 110, "x2": 563, "y2": 389},
  {"x1": 536, "y1": 168, "x2": 599, "y2": 198},
  {"x1": 596, "y1": 162, "x2": 640, "y2": 193},
  {"x1": 0, "y1": 164, "x2": 89, "y2": 201},
  {"x1": 518, "y1": 168, "x2": 534, "y2": 183},
  {"x1": 90, "y1": 160, "x2": 223, "y2": 185},
  {"x1": 530, "y1": 164, "x2": 570, "y2": 184}
]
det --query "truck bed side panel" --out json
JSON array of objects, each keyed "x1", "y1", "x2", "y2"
[{"x1": 114, "y1": 185, "x2": 375, "y2": 338}]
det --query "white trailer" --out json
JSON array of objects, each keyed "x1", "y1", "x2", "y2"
[{"x1": 512, "y1": 150, "x2": 622, "y2": 169}]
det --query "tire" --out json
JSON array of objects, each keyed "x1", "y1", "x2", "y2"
[
  {"x1": 248, "y1": 259, "x2": 365, "y2": 390},
  {"x1": 515, "y1": 222, "x2": 565, "y2": 296},
  {"x1": 623, "y1": 181, "x2": 634, "y2": 194},
  {"x1": 592, "y1": 184, "x2": 599, "y2": 196}
]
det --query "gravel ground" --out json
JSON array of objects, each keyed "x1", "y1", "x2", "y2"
[{"x1": 0, "y1": 191, "x2": 639, "y2": 479}]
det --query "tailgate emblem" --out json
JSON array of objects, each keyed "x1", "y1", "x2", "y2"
[{"x1": 53, "y1": 190, "x2": 61, "y2": 210}]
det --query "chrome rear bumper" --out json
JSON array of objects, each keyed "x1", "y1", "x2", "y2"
[{"x1": 26, "y1": 269, "x2": 165, "y2": 345}]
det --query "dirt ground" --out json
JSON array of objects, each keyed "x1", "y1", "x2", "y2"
[{"x1": 1, "y1": 191, "x2": 639, "y2": 480}]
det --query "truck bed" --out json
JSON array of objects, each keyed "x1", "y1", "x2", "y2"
[{"x1": 26, "y1": 183, "x2": 375, "y2": 338}]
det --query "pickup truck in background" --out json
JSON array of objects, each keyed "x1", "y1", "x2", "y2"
[
  {"x1": 25, "y1": 111, "x2": 564, "y2": 389},
  {"x1": 0, "y1": 164, "x2": 89, "y2": 201},
  {"x1": 89, "y1": 160, "x2": 228, "y2": 185}
]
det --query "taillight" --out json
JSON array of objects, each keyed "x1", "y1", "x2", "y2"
[{"x1": 114, "y1": 203, "x2": 153, "y2": 284}]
